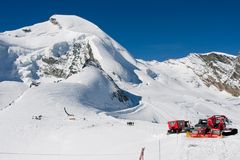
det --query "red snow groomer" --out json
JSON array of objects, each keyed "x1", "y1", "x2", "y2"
[
  {"x1": 189, "y1": 115, "x2": 238, "y2": 138},
  {"x1": 167, "y1": 120, "x2": 192, "y2": 134}
]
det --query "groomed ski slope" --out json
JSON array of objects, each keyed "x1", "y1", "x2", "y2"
[{"x1": 0, "y1": 59, "x2": 240, "y2": 160}]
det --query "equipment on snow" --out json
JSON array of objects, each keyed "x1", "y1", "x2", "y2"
[
  {"x1": 188, "y1": 115, "x2": 238, "y2": 138},
  {"x1": 127, "y1": 121, "x2": 134, "y2": 126},
  {"x1": 167, "y1": 120, "x2": 192, "y2": 134}
]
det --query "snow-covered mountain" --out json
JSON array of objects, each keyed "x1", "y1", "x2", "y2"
[
  {"x1": 1, "y1": 15, "x2": 240, "y2": 99},
  {"x1": 0, "y1": 15, "x2": 240, "y2": 160},
  {"x1": 0, "y1": 15, "x2": 140, "y2": 84},
  {"x1": 0, "y1": 14, "x2": 142, "y2": 112},
  {"x1": 168, "y1": 52, "x2": 240, "y2": 96}
]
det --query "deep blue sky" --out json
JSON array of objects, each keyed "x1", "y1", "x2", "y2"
[{"x1": 1, "y1": 0, "x2": 240, "y2": 61}]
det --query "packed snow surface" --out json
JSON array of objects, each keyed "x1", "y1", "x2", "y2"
[{"x1": 0, "y1": 15, "x2": 240, "y2": 160}]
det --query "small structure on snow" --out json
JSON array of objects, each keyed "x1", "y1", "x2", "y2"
[
  {"x1": 127, "y1": 121, "x2": 134, "y2": 126},
  {"x1": 32, "y1": 115, "x2": 42, "y2": 120}
]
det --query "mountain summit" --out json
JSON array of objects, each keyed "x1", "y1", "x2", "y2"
[{"x1": 0, "y1": 14, "x2": 140, "y2": 84}]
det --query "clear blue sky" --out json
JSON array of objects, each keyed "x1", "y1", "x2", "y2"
[{"x1": 1, "y1": 0, "x2": 240, "y2": 61}]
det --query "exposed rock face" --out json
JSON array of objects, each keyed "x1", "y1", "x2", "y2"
[
  {"x1": 41, "y1": 38, "x2": 136, "y2": 105},
  {"x1": 181, "y1": 52, "x2": 240, "y2": 96},
  {"x1": 41, "y1": 39, "x2": 96, "y2": 78}
]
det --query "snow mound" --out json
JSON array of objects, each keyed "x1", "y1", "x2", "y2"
[{"x1": 0, "y1": 67, "x2": 141, "y2": 118}]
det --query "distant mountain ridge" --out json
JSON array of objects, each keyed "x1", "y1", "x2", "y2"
[{"x1": 166, "y1": 52, "x2": 240, "y2": 96}]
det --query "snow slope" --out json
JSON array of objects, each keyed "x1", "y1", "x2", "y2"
[
  {"x1": 0, "y1": 15, "x2": 240, "y2": 160},
  {"x1": 0, "y1": 79, "x2": 239, "y2": 160},
  {"x1": 0, "y1": 81, "x2": 27, "y2": 110}
]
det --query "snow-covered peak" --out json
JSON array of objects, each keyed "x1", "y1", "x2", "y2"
[
  {"x1": 1, "y1": 14, "x2": 107, "y2": 46},
  {"x1": 200, "y1": 51, "x2": 237, "y2": 58},
  {"x1": 0, "y1": 15, "x2": 140, "y2": 84},
  {"x1": 49, "y1": 14, "x2": 107, "y2": 38}
]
